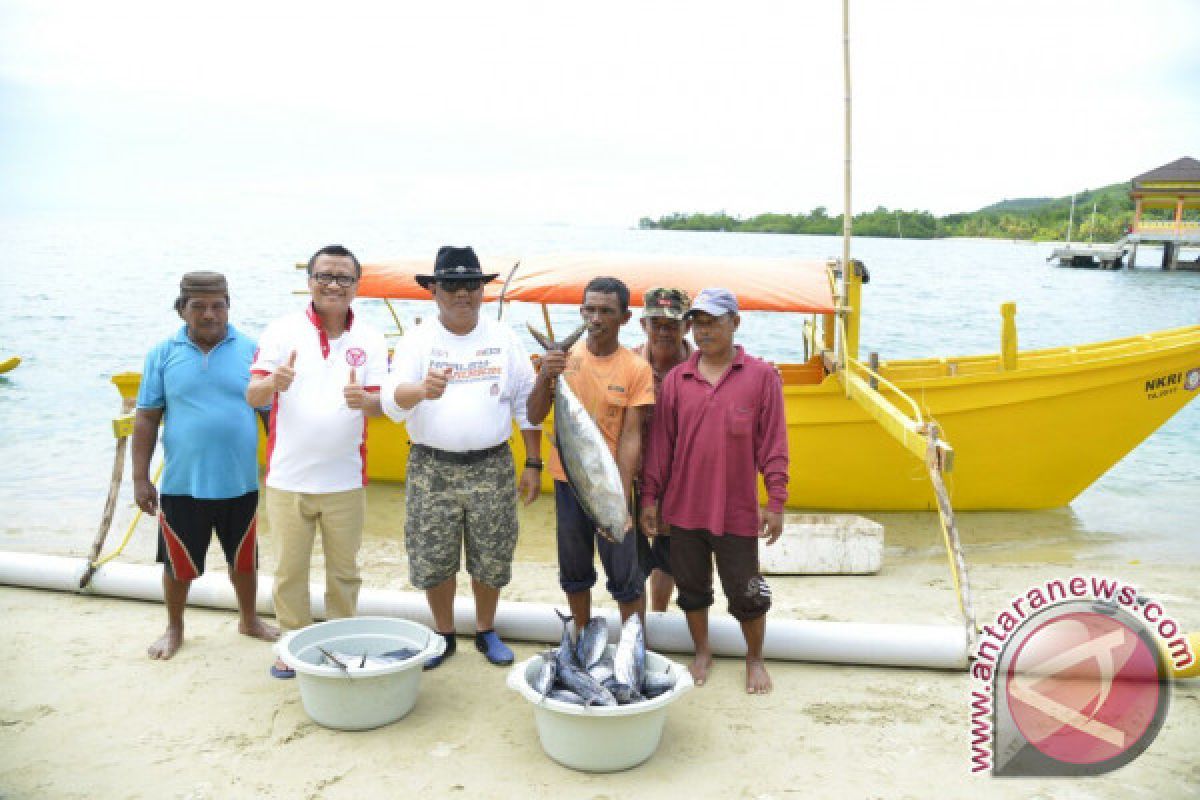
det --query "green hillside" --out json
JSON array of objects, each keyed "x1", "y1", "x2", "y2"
[
  {"x1": 979, "y1": 197, "x2": 1055, "y2": 212},
  {"x1": 639, "y1": 181, "x2": 1135, "y2": 242}
]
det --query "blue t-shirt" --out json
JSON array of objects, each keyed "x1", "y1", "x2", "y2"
[{"x1": 136, "y1": 324, "x2": 262, "y2": 499}]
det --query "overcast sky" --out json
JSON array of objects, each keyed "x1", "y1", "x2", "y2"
[{"x1": 2, "y1": 0, "x2": 1197, "y2": 225}]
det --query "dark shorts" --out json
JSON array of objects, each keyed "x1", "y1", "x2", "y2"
[
  {"x1": 637, "y1": 531, "x2": 672, "y2": 576},
  {"x1": 669, "y1": 526, "x2": 771, "y2": 621},
  {"x1": 157, "y1": 491, "x2": 259, "y2": 582},
  {"x1": 632, "y1": 481, "x2": 671, "y2": 576},
  {"x1": 555, "y1": 481, "x2": 643, "y2": 604}
]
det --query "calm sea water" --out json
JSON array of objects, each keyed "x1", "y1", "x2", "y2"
[{"x1": 1, "y1": 214, "x2": 1197, "y2": 559}]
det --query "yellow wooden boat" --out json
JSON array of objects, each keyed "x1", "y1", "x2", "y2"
[
  {"x1": 112, "y1": 253, "x2": 1199, "y2": 512},
  {"x1": 0, "y1": 356, "x2": 20, "y2": 374},
  {"x1": 351, "y1": 254, "x2": 1200, "y2": 511}
]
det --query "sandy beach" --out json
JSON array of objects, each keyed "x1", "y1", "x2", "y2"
[{"x1": 1, "y1": 499, "x2": 1197, "y2": 800}]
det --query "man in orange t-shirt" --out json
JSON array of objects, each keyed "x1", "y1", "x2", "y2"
[{"x1": 528, "y1": 276, "x2": 655, "y2": 627}]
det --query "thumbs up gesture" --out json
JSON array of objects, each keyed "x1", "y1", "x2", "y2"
[
  {"x1": 423, "y1": 366, "x2": 452, "y2": 400},
  {"x1": 273, "y1": 350, "x2": 297, "y2": 392},
  {"x1": 343, "y1": 366, "x2": 367, "y2": 410}
]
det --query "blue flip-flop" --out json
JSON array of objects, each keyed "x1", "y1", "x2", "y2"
[{"x1": 270, "y1": 663, "x2": 296, "y2": 680}]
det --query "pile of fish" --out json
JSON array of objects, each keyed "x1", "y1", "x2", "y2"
[
  {"x1": 530, "y1": 611, "x2": 676, "y2": 707},
  {"x1": 318, "y1": 646, "x2": 420, "y2": 672}
]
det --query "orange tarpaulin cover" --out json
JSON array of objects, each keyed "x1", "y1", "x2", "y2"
[{"x1": 357, "y1": 254, "x2": 836, "y2": 314}]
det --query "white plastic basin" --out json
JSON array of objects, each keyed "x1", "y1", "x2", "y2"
[
  {"x1": 275, "y1": 616, "x2": 445, "y2": 731},
  {"x1": 506, "y1": 645, "x2": 694, "y2": 772}
]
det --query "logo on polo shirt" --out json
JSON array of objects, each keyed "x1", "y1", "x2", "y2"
[{"x1": 345, "y1": 347, "x2": 367, "y2": 367}]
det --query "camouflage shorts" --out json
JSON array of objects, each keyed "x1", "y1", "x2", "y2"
[{"x1": 405, "y1": 445, "x2": 518, "y2": 590}]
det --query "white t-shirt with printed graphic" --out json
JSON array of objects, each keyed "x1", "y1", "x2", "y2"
[
  {"x1": 381, "y1": 315, "x2": 538, "y2": 452},
  {"x1": 251, "y1": 305, "x2": 387, "y2": 493}
]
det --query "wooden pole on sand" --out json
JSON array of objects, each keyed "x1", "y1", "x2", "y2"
[{"x1": 80, "y1": 373, "x2": 141, "y2": 589}]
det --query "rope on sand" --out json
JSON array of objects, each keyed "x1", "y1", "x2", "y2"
[{"x1": 89, "y1": 460, "x2": 163, "y2": 575}]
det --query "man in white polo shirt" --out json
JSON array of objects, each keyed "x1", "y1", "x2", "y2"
[
  {"x1": 383, "y1": 245, "x2": 542, "y2": 669},
  {"x1": 246, "y1": 243, "x2": 387, "y2": 679}
]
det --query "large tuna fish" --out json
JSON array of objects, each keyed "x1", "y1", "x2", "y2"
[{"x1": 528, "y1": 324, "x2": 631, "y2": 543}]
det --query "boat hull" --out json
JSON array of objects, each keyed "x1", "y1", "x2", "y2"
[
  {"x1": 357, "y1": 325, "x2": 1200, "y2": 510},
  {"x1": 798, "y1": 327, "x2": 1200, "y2": 509}
]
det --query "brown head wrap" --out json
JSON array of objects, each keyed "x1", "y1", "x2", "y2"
[{"x1": 175, "y1": 271, "x2": 229, "y2": 312}]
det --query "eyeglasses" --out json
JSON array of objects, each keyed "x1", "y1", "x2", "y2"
[
  {"x1": 437, "y1": 279, "x2": 483, "y2": 293},
  {"x1": 312, "y1": 272, "x2": 357, "y2": 287}
]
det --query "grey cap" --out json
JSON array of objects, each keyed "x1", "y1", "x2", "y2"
[{"x1": 684, "y1": 287, "x2": 738, "y2": 319}]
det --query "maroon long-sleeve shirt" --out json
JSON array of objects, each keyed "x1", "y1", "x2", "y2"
[{"x1": 641, "y1": 346, "x2": 789, "y2": 537}]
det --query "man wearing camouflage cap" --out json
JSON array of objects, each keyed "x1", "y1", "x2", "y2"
[
  {"x1": 632, "y1": 287, "x2": 694, "y2": 612},
  {"x1": 132, "y1": 271, "x2": 278, "y2": 660},
  {"x1": 641, "y1": 287, "x2": 788, "y2": 694}
]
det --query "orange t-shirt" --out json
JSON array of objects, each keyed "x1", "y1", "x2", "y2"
[{"x1": 547, "y1": 342, "x2": 655, "y2": 482}]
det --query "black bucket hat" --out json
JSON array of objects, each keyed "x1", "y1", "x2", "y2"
[{"x1": 415, "y1": 245, "x2": 499, "y2": 289}]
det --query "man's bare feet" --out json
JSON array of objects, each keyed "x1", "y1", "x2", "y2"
[
  {"x1": 689, "y1": 651, "x2": 714, "y2": 686},
  {"x1": 746, "y1": 657, "x2": 772, "y2": 694},
  {"x1": 239, "y1": 616, "x2": 280, "y2": 642},
  {"x1": 147, "y1": 626, "x2": 183, "y2": 660}
]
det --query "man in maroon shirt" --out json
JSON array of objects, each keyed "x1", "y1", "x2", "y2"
[{"x1": 640, "y1": 287, "x2": 787, "y2": 694}]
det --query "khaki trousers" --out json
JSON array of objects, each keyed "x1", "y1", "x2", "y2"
[{"x1": 266, "y1": 487, "x2": 365, "y2": 631}]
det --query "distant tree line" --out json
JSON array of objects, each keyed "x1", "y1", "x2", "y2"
[{"x1": 639, "y1": 182, "x2": 1137, "y2": 242}]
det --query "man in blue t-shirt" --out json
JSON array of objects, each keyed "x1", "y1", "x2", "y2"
[{"x1": 132, "y1": 271, "x2": 278, "y2": 660}]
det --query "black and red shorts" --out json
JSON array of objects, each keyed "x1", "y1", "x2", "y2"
[{"x1": 157, "y1": 491, "x2": 259, "y2": 582}]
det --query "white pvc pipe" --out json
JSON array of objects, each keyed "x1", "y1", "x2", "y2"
[{"x1": 0, "y1": 551, "x2": 968, "y2": 670}]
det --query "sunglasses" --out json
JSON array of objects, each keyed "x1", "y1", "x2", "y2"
[
  {"x1": 437, "y1": 279, "x2": 483, "y2": 292},
  {"x1": 312, "y1": 272, "x2": 357, "y2": 287}
]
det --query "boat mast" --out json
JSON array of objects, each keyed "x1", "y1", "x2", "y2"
[
  {"x1": 836, "y1": 0, "x2": 975, "y2": 645},
  {"x1": 840, "y1": 0, "x2": 853, "y2": 368}
]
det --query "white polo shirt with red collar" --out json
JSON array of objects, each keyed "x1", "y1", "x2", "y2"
[{"x1": 251, "y1": 304, "x2": 387, "y2": 493}]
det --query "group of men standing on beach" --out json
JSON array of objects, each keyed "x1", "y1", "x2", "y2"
[{"x1": 132, "y1": 243, "x2": 788, "y2": 694}]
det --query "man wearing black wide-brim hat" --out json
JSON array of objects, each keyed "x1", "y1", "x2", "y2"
[{"x1": 382, "y1": 246, "x2": 542, "y2": 669}]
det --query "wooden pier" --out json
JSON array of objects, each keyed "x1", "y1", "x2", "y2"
[
  {"x1": 1053, "y1": 156, "x2": 1200, "y2": 271},
  {"x1": 1128, "y1": 156, "x2": 1200, "y2": 270},
  {"x1": 1047, "y1": 243, "x2": 1126, "y2": 269}
]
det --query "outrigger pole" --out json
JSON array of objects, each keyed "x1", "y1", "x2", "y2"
[
  {"x1": 835, "y1": 0, "x2": 977, "y2": 646},
  {"x1": 80, "y1": 373, "x2": 141, "y2": 588}
]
